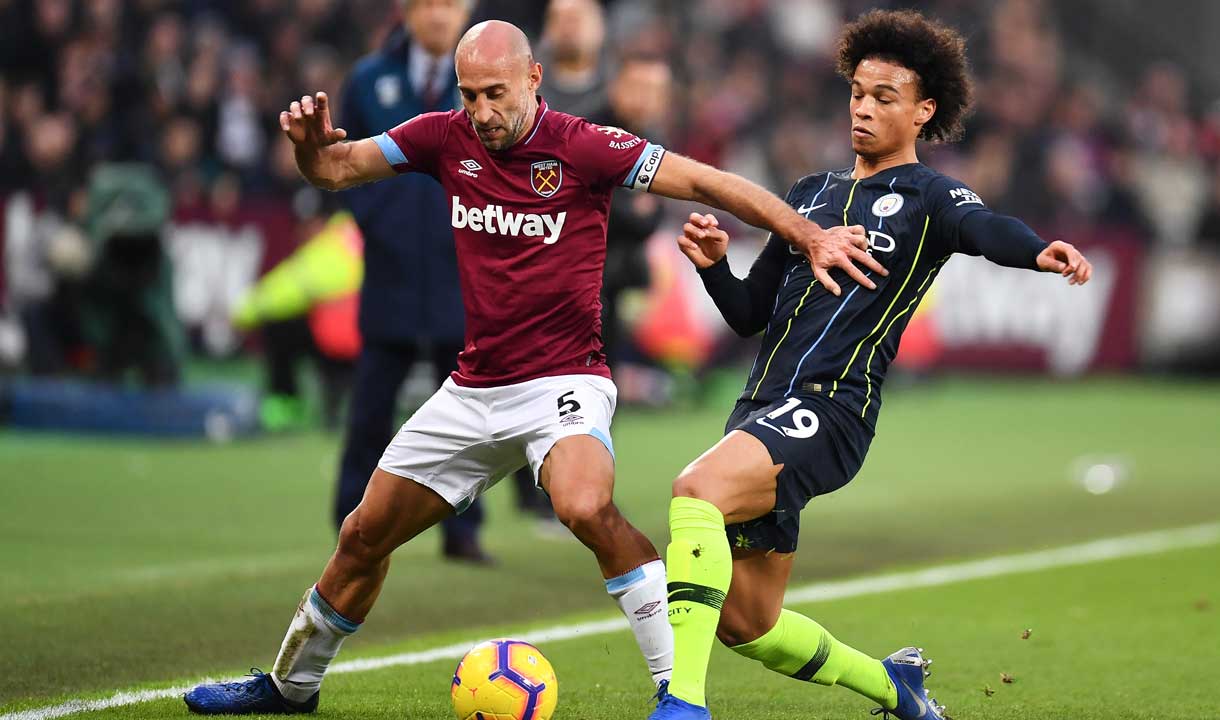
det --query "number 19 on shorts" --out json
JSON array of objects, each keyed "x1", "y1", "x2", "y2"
[{"x1": 756, "y1": 397, "x2": 820, "y2": 439}]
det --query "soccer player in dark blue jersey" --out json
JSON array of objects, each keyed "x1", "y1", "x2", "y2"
[{"x1": 650, "y1": 10, "x2": 1092, "y2": 720}]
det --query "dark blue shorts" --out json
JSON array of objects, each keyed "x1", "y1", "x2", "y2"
[{"x1": 723, "y1": 392, "x2": 873, "y2": 553}]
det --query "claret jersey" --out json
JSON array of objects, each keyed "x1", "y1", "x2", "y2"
[{"x1": 375, "y1": 97, "x2": 666, "y2": 387}]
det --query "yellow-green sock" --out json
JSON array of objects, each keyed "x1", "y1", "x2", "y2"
[
  {"x1": 665, "y1": 497, "x2": 732, "y2": 707},
  {"x1": 731, "y1": 609, "x2": 898, "y2": 709}
]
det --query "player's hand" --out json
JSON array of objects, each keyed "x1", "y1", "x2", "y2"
[
  {"x1": 678, "y1": 212, "x2": 728, "y2": 270},
  {"x1": 791, "y1": 221, "x2": 888, "y2": 296},
  {"x1": 279, "y1": 92, "x2": 347, "y2": 148},
  {"x1": 1036, "y1": 240, "x2": 1092, "y2": 285}
]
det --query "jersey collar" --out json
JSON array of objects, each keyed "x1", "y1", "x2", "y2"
[
  {"x1": 521, "y1": 96, "x2": 550, "y2": 146},
  {"x1": 850, "y1": 161, "x2": 921, "y2": 182},
  {"x1": 488, "y1": 96, "x2": 548, "y2": 155}
]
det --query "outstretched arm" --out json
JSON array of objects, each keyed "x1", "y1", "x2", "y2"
[
  {"x1": 958, "y1": 211, "x2": 1093, "y2": 285},
  {"x1": 279, "y1": 92, "x2": 395, "y2": 191},
  {"x1": 649, "y1": 153, "x2": 887, "y2": 296},
  {"x1": 678, "y1": 213, "x2": 788, "y2": 337}
]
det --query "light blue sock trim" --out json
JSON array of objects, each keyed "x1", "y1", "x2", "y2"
[
  {"x1": 309, "y1": 586, "x2": 361, "y2": 634},
  {"x1": 374, "y1": 132, "x2": 408, "y2": 168},
  {"x1": 605, "y1": 565, "x2": 647, "y2": 594},
  {"x1": 588, "y1": 427, "x2": 615, "y2": 457}
]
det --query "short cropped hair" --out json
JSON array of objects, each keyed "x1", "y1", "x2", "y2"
[{"x1": 835, "y1": 9, "x2": 974, "y2": 143}]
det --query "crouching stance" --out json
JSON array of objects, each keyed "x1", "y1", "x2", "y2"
[
  {"x1": 651, "y1": 9, "x2": 1093, "y2": 720},
  {"x1": 185, "y1": 16, "x2": 880, "y2": 716}
]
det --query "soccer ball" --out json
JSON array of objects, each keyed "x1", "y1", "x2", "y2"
[{"x1": 451, "y1": 639, "x2": 558, "y2": 720}]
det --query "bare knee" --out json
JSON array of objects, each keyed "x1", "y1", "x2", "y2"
[
  {"x1": 672, "y1": 463, "x2": 710, "y2": 501},
  {"x1": 336, "y1": 507, "x2": 393, "y2": 570},
  {"x1": 673, "y1": 463, "x2": 731, "y2": 514},
  {"x1": 552, "y1": 491, "x2": 615, "y2": 540}
]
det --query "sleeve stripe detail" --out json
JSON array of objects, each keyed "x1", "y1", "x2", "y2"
[
  {"x1": 374, "y1": 132, "x2": 409, "y2": 170},
  {"x1": 622, "y1": 143, "x2": 666, "y2": 191}
]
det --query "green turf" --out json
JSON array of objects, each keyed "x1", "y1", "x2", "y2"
[
  {"x1": 2, "y1": 377, "x2": 1218, "y2": 718},
  {"x1": 7, "y1": 539, "x2": 1219, "y2": 720}
]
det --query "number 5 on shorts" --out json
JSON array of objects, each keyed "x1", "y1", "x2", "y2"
[
  {"x1": 756, "y1": 397, "x2": 820, "y2": 438},
  {"x1": 558, "y1": 390, "x2": 582, "y2": 417}
]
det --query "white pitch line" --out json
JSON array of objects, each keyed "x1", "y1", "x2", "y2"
[{"x1": 4, "y1": 521, "x2": 1217, "y2": 720}]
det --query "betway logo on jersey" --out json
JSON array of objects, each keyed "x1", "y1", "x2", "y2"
[{"x1": 451, "y1": 196, "x2": 567, "y2": 244}]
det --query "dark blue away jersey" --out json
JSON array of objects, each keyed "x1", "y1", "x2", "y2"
[{"x1": 701, "y1": 163, "x2": 1003, "y2": 430}]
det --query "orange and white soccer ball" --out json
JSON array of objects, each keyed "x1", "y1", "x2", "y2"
[{"x1": 451, "y1": 639, "x2": 559, "y2": 720}]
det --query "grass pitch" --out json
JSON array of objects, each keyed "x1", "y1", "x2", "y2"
[{"x1": 2, "y1": 377, "x2": 1218, "y2": 719}]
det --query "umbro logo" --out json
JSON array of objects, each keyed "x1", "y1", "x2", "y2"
[
  {"x1": 458, "y1": 159, "x2": 482, "y2": 178},
  {"x1": 634, "y1": 601, "x2": 662, "y2": 618}
]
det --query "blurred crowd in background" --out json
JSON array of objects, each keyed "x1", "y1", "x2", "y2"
[
  {"x1": 3, "y1": 0, "x2": 1220, "y2": 399},
  {"x1": 6, "y1": 0, "x2": 1220, "y2": 244}
]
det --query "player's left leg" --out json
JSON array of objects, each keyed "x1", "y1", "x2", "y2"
[
  {"x1": 540, "y1": 434, "x2": 673, "y2": 689},
  {"x1": 718, "y1": 549, "x2": 900, "y2": 711},
  {"x1": 524, "y1": 374, "x2": 672, "y2": 689}
]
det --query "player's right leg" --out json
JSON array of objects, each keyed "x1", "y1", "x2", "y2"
[
  {"x1": 649, "y1": 430, "x2": 777, "y2": 720},
  {"x1": 183, "y1": 469, "x2": 452, "y2": 714},
  {"x1": 186, "y1": 378, "x2": 495, "y2": 715},
  {"x1": 315, "y1": 468, "x2": 454, "y2": 620},
  {"x1": 333, "y1": 342, "x2": 413, "y2": 530},
  {"x1": 654, "y1": 393, "x2": 945, "y2": 720}
]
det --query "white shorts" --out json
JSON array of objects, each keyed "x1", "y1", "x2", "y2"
[{"x1": 377, "y1": 374, "x2": 617, "y2": 512}]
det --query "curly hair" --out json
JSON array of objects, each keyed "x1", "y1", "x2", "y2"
[{"x1": 835, "y1": 9, "x2": 974, "y2": 143}]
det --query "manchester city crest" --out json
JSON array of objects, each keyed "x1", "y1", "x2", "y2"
[
  {"x1": 871, "y1": 192, "x2": 904, "y2": 218},
  {"x1": 530, "y1": 159, "x2": 562, "y2": 198}
]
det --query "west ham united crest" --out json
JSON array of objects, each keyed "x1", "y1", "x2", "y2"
[{"x1": 530, "y1": 159, "x2": 562, "y2": 198}]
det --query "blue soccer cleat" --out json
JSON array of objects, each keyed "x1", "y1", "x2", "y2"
[
  {"x1": 184, "y1": 668, "x2": 318, "y2": 715},
  {"x1": 871, "y1": 647, "x2": 948, "y2": 720},
  {"x1": 648, "y1": 681, "x2": 711, "y2": 720},
  {"x1": 653, "y1": 679, "x2": 670, "y2": 704}
]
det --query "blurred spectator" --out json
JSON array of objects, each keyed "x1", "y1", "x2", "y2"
[
  {"x1": 216, "y1": 45, "x2": 266, "y2": 172},
  {"x1": 538, "y1": 0, "x2": 607, "y2": 118},
  {"x1": 1195, "y1": 165, "x2": 1220, "y2": 252},
  {"x1": 80, "y1": 164, "x2": 184, "y2": 386},
  {"x1": 592, "y1": 55, "x2": 670, "y2": 365},
  {"x1": 6, "y1": 0, "x2": 1220, "y2": 382},
  {"x1": 0, "y1": 0, "x2": 1208, "y2": 247},
  {"x1": 591, "y1": 54, "x2": 674, "y2": 406},
  {"x1": 4, "y1": 190, "x2": 89, "y2": 376}
]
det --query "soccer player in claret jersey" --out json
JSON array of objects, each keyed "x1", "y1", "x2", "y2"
[
  {"x1": 649, "y1": 10, "x2": 1094, "y2": 720},
  {"x1": 184, "y1": 19, "x2": 885, "y2": 716}
]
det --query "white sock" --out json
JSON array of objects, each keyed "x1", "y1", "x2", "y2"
[
  {"x1": 270, "y1": 586, "x2": 360, "y2": 703},
  {"x1": 606, "y1": 559, "x2": 673, "y2": 686}
]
